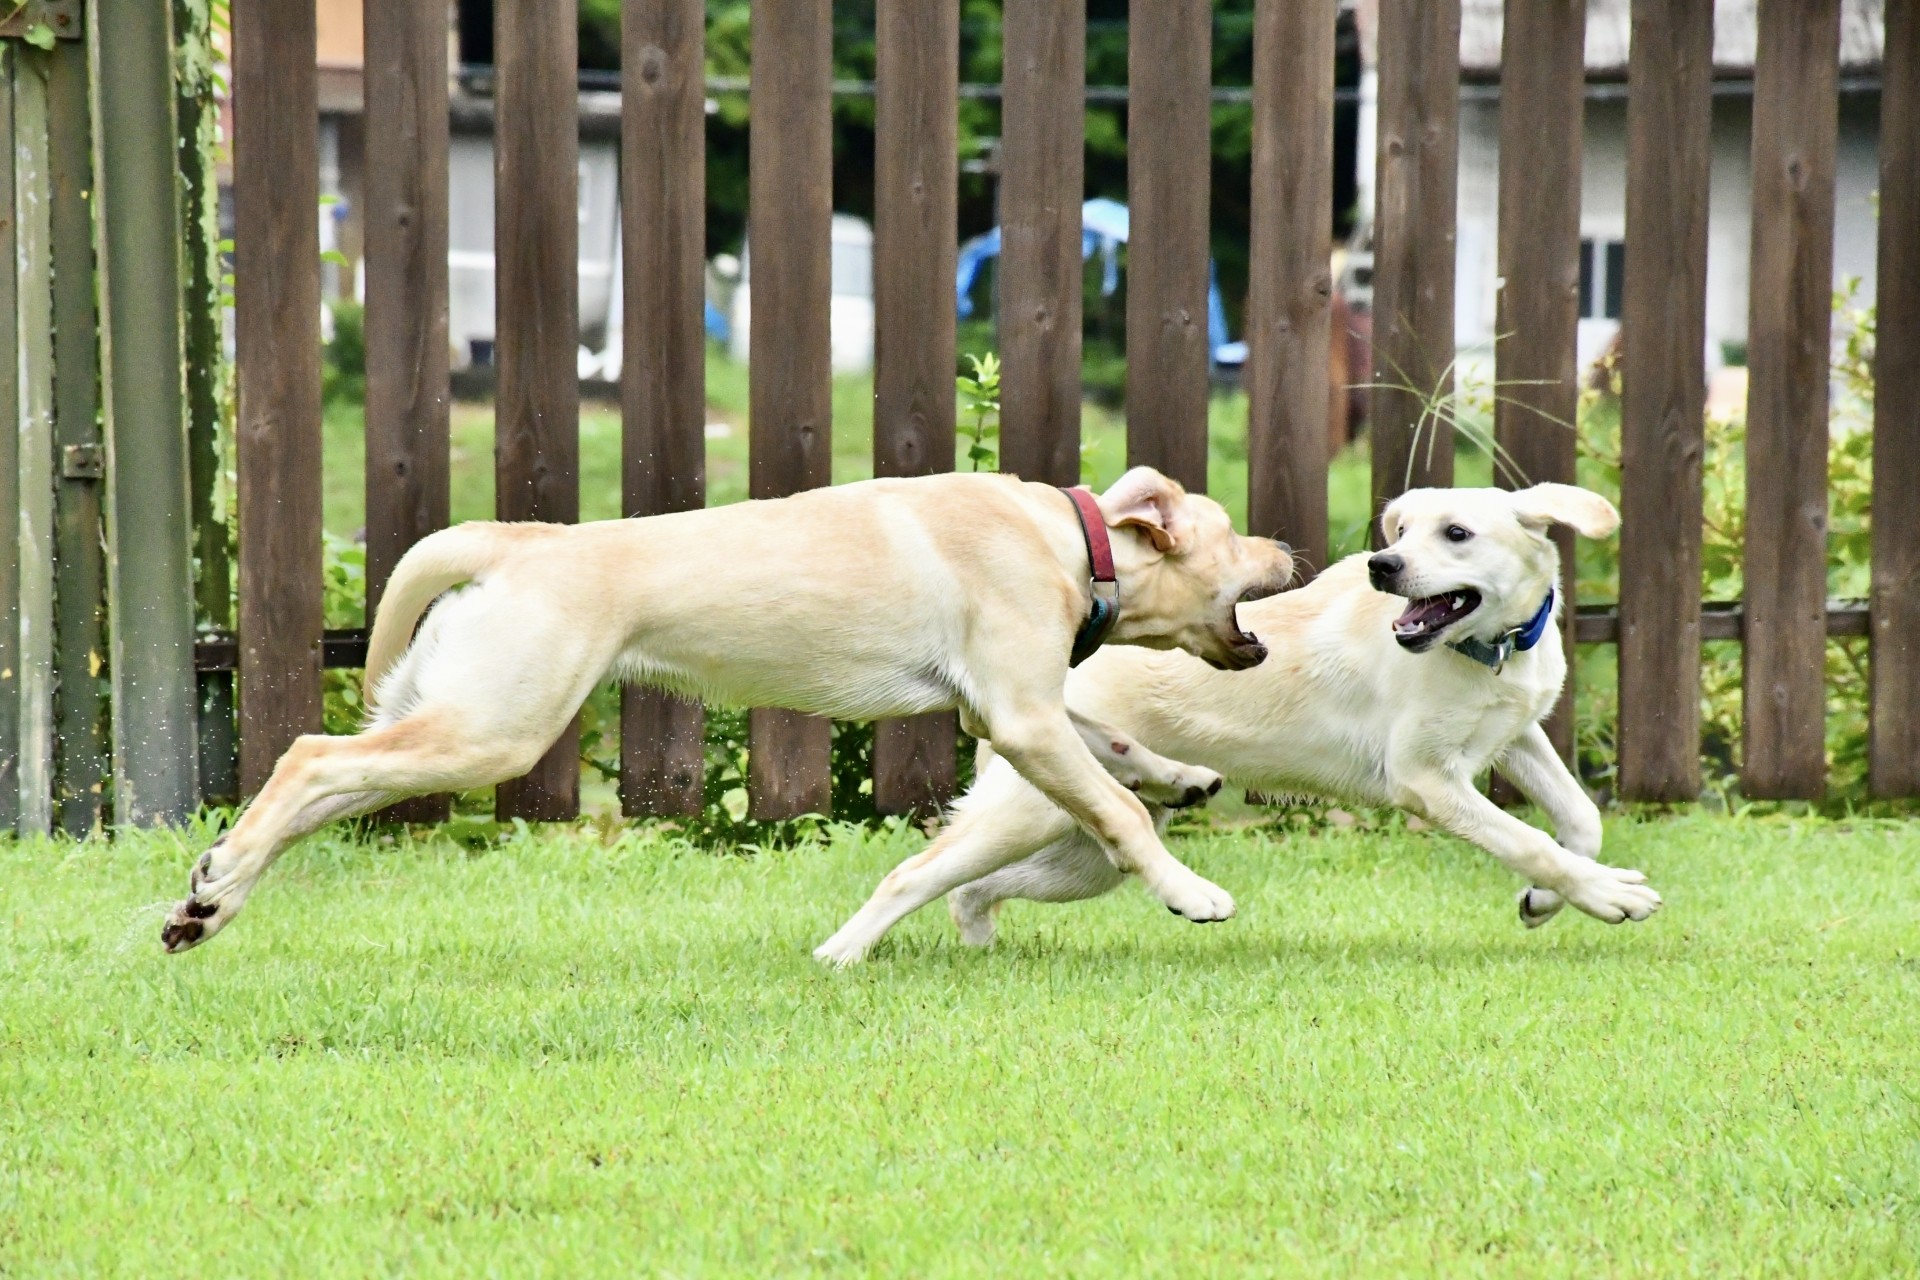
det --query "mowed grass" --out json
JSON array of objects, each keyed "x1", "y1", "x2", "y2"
[{"x1": 3, "y1": 812, "x2": 1917, "y2": 1276}]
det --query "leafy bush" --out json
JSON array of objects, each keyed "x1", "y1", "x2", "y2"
[
  {"x1": 322, "y1": 300, "x2": 365, "y2": 408},
  {"x1": 1568, "y1": 281, "x2": 1876, "y2": 800}
]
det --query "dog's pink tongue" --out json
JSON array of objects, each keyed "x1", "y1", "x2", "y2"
[{"x1": 1394, "y1": 597, "x2": 1447, "y2": 632}]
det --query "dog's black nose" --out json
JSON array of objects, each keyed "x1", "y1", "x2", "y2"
[{"x1": 1367, "y1": 552, "x2": 1404, "y2": 589}]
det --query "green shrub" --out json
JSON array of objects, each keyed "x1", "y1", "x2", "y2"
[
  {"x1": 1569, "y1": 281, "x2": 1876, "y2": 800},
  {"x1": 322, "y1": 300, "x2": 365, "y2": 408}
]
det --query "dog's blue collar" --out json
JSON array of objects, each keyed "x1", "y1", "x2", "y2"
[{"x1": 1448, "y1": 589, "x2": 1554, "y2": 671}]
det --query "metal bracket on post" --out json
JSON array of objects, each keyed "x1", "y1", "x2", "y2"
[{"x1": 0, "y1": 1, "x2": 82, "y2": 41}]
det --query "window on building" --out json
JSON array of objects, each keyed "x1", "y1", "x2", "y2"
[{"x1": 1578, "y1": 238, "x2": 1625, "y2": 321}]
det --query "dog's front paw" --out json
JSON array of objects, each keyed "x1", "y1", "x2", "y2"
[
  {"x1": 1144, "y1": 863, "x2": 1235, "y2": 923},
  {"x1": 811, "y1": 927, "x2": 873, "y2": 969},
  {"x1": 1561, "y1": 865, "x2": 1661, "y2": 924}
]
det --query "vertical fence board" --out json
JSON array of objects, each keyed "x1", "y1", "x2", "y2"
[
  {"x1": 47, "y1": 41, "x2": 103, "y2": 834},
  {"x1": 494, "y1": 0, "x2": 581, "y2": 821},
  {"x1": 364, "y1": 0, "x2": 453, "y2": 823},
  {"x1": 11, "y1": 73, "x2": 50, "y2": 832},
  {"x1": 1872, "y1": 0, "x2": 1920, "y2": 796},
  {"x1": 1618, "y1": 0, "x2": 1713, "y2": 801},
  {"x1": 1369, "y1": 0, "x2": 1459, "y2": 526},
  {"x1": 999, "y1": 0, "x2": 1085, "y2": 486},
  {"x1": 620, "y1": 0, "x2": 708, "y2": 817},
  {"x1": 0, "y1": 50, "x2": 16, "y2": 832},
  {"x1": 1246, "y1": 0, "x2": 1334, "y2": 571},
  {"x1": 12, "y1": 55, "x2": 53, "y2": 835},
  {"x1": 748, "y1": 0, "x2": 834, "y2": 818},
  {"x1": 1743, "y1": 0, "x2": 1841, "y2": 800},
  {"x1": 870, "y1": 0, "x2": 960, "y2": 816},
  {"x1": 1493, "y1": 0, "x2": 1586, "y2": 766},
  {"x1": 177, "y1": 0, "x2": 234, "y2": 811},
  {"x1": 1126, "y1": 0, "x2": 1210, "y2": 494},
  {"x1": 98, "y1": 0, "x2": 202, "y2": 820}
]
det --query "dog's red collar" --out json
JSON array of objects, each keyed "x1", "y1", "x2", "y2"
[{"x1": 1062, "y1": 486, "x2": 1120, "y2": 666}]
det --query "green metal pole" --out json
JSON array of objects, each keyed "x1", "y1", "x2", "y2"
[{"x1": 90, "y1": 0, "x2": 198, "y2": 824}]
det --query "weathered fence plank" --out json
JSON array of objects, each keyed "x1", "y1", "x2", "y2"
[
  {"x1": 49, "y1": 39, "x2": 103, "y2": 834},
  {"x1": 748, "y1": 0, "x2": 834, "y2": 818},
  {"x1": 1493, "y1": 0, "x2": 1586, "y2": 765},
  {"x1": 0, "y1": 50, "x2": 16, "y2": 832},
  {"x1": 871, "y1": 0, "x2": 960, "y2": 816},
  {"x1": 621, "y1": 0, "x2": 708, "y2": 817},
  {"x1": 999, "y1": 0, "x2": 1085, "y2": 486},
  {"x1": 1246, "y1": 0, "x2": 1334, "y2": 573},
  {"x1": 1370, "y1": 0, "x2": 1460, "y2": 527},
  {"x1": 1126, "y1": 0, "x2": 1211, "y2": 494},
  {"x1": 493, "y1": 0, "x2": 581, "y2": 821},
  {"x1": 364, "y1": 0, "x2": 453, "y2": 823},
  {"x1": 12, "y1": 53, "x2": 54, "y2": 835},
  {"x1": 1743, "y1": 0, "x2": 1841, "y2": 800},
  {"x1": 1618, "y1": 0, "x2": 1714, "y2": 802},
  {"x1": 99, "y1": 0, "x2": 202, "y2": 820},
  {"x1": 1871, "y1": 0, "x2": 1920, "y2": 797}
]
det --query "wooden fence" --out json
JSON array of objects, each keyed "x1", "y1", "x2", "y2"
[{"x1": 1, "y1": 0, "x2": 1916, "y2": 833}]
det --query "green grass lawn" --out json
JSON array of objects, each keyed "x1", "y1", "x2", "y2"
[{"x1": 4, "y1": 812, "x2": 1916, "y2": 1275}]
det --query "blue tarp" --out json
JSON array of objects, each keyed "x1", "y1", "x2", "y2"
[{"x1": 955, "y1": 198, "x2": 1240, "y2": 366}]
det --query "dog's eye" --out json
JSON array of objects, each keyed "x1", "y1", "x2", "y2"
[{"x1": 1445, "y1": 524, "x2": 1473, "y2": 543}]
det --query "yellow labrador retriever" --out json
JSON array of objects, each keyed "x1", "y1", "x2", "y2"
[
  {"x1": 815, "y1": 483, "x2": 1659, "y2": 963},
  {"x1": 162, "y1": 467, "x2": 1293, "y2": 952}
]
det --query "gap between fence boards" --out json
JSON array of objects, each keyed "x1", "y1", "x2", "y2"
[{"x1": 187, "y1": 604, "x2": 1875, "y2": 673}]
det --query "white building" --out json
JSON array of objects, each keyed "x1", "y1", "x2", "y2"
[{"x1": 1442, "y1": 0, "x2": 1888, "y2": 381}]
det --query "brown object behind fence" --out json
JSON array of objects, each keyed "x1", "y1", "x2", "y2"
[
  {"x1": 871, "y1": 0, "x2": 961, "y2": 817},
  {"x1": 748, "y1": 0, "x2": 835, "y2": 819},
  {"x1": 1246, "y1": 0, "x2": 1335, "y2": 576},
  {"x1": 1619, "y1": 0, "x2": 1714, "y2": 802},
  {"x1": 620, "y1": 0, "x2": 708, "y2": 817},
  {"x1": 493, "y1": 0, "x2": 581, "y2": 821}
]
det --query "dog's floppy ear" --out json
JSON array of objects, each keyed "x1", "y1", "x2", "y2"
[
  {"x1": 1379, "y1": 494, "x2": 1409, "y2": 546},
  {"x1": 1510, "y1": 483, "x2": 1620, "y2": 539},
  {"x1": 1097, "y1": 466, "x2": 1189, "y2": 554}
]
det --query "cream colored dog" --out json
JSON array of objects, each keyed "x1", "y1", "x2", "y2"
[
  {"x1": 815, "y1": 483, "x2": 1660, "y2": 963},
  {"x1": 162, "y1": 467, "x2": 1293, "y2": 952}
]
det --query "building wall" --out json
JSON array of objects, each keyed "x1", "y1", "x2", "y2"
[{"x1": 1454, "y1": 87, "x2": 1883, "y2": 378}]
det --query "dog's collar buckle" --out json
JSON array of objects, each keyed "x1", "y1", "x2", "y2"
[
  {"x1": 1448, "y1": 588, "x2": 1555, "y2": 673},
  {"x1": 1062, "y1": 486, "x2": 1120, "y2": 667}
]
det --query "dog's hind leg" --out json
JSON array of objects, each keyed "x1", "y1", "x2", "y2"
[
  {"x1": 814, "y1": 755, "x2": 1088, "y2": 965},
  {"x1": 948, "y1": 825, "x2": 1128, "y2": 947},
  {"x1": 1491, "y1": 724, "x2": 1606, "y2": 928},
  {"x1": 160, "y1": 708, "x2": 567, "y2": 953}
]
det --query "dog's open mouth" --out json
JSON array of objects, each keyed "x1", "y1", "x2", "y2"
[
  {"x1": 1206, "y1": 613, "x2": 1269, "y2": 670},
  {"x1": 1392, "y1": 589, "x2": 1481, "y2": 651}
]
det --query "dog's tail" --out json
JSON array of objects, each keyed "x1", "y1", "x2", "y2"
[{"x1": 362, "y1": 523, "x2": 507, "y2": 708}]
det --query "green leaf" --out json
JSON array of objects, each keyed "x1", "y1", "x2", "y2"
[
  {"x1": 23, "y1": 21, "x2": 55, "y2": 50},
  {"x1": 320, "y1": 249, "x2": 351, "y2": 268}
]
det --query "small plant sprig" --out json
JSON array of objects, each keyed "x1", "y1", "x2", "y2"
[{"x1": 957, "y1": 352, "x2": 1000, "y2": 472}]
